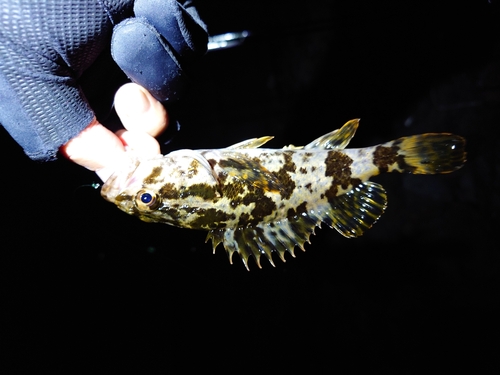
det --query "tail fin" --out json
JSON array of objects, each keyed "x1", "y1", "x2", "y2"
[{"x1": 376, "y1": 133, "x2": 466, "y2": 174}]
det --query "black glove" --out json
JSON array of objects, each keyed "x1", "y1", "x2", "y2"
[
  {"x1": 111, "y1": 0, "x2": 207, "y2": 102},
  {"x1": 0, "y1": 0, "x2": 207, "y2": 162}
]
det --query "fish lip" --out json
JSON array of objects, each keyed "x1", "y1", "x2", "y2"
[{"x1": 100, "y1": 157, "x2": 141, "y2": 202}]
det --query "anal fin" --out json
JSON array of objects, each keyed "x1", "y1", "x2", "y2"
[
  {"x1": 225, "y1": 136, "x2": 274, "y2": 149},
  {"x1": 304, "y1": 119, "x2": 359, "y2": 150}
]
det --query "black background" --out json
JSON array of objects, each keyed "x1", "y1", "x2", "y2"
[{"x1": 2, "y1": 1, "x2": 499, "y2": 372}]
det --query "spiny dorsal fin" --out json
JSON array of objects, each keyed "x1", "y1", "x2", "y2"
[
  {"x1": 206, "y1": 214, "x2": 319, "y2": 271},
  {"x1": 225, "y1": 136, "x2": 274, "y2": 149},
  {"x1": 205, "y1": 180, "x2": 388, "y2": 270},
  {"x1": 304, "y1": 119, "x2": 360, "y2": 150}
]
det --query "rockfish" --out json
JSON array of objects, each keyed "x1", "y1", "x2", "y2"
[{"x1": 101, "y1": 119, "x2": 466, "y2": 270}]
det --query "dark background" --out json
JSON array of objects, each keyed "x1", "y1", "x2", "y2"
[{"x1": 2, "y1": 1, "x2": 499, "y2": 372}]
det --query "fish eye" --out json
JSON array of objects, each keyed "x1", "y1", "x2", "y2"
[
  {"x1": 141, "y1": 192, "x2": 153, "y2": 204},
  {"x1": 135, "y1": 190, "x2": 159, "y2": 210}
]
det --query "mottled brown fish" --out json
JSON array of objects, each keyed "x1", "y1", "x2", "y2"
[{"x1": 101, "y1": 119, "x2": 466, "y2": 270}]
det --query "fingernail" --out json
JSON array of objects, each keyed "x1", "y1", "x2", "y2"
[{"x1": 115, "y1": 84, "x2": 150, "y2": 118}]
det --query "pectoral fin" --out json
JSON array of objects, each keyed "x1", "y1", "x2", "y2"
[
  {"x1": 206, "y1": 181, "x2": 388, "y2": 270},
  {"x1": 212, "y1": 154, "x2": 284, "y2": 194}
]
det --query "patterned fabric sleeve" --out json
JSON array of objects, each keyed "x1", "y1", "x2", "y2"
[{"x1": 0, "y1": 0, "x2": 133, "y2": 161}]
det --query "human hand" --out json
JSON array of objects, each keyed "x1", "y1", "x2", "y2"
[
  {"x1": 60, "y1": 83, "x2": 168, "y2": 182},
  {"x1": 0, "y1": 0, "x2": 207, "y2": 179},
  {"x1": 62, "y1": 0, "x2": 207, "y2": 182}
]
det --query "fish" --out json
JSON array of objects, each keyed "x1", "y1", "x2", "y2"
[{"x1": 101, "y1": 119, "x2": 466, "y2": 270}]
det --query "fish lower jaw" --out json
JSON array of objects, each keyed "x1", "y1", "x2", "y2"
[
  {"x1": 100, "y1": 158, "x2": 142, "y2": 202},
  {"x1": 100, "y1": 179, "x2": 118, "y2": 202}
]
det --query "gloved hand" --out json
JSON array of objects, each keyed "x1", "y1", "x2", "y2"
[
  {"x1": 0, "y1": 0, "x2": 207, "y2": 180},
  {"x1": 112, "y1": 0, "x2": 207, "y2": 101}
]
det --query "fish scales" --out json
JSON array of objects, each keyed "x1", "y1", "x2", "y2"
[{"x1": 101, "y1": 119, "x2": 466, "y2": 270}]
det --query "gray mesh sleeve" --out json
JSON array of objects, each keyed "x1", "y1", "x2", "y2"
[{"x1": 0, "y1": 0, "x2": 133, "y2": 161}]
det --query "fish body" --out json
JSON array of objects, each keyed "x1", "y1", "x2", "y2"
[{"x1": 101, "y1": 119, "x2": 466, "y2": 270}]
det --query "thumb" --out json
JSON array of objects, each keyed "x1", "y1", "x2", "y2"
[{"x1": 114, "y1": 83, "x2": 168, "y2": 137}]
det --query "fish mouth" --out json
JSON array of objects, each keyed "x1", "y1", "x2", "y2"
[{"x1": 100, "y1": 157, "x2": 141, "y2": 203}]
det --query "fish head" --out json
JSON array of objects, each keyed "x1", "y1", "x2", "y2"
[{"x1": 101, "y1": 150, "x2": 220, "y2": 226}]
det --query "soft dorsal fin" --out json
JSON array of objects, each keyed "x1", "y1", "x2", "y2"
[
  {"x1": 205, "y1": 180, "x2": 388, "y2": 270},
  {"x1": 322, "y1": 181, "x2": 387, "y2": 238},
  {"x1": 304, "y1": 119, "x2": 360, "y2": 150},
  {"x1": 225, "y1": 136, "x2": 274, "y2": 149}
]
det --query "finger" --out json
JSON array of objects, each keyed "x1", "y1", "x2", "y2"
[
  {"x1": 111, "y1": 0, "x2": 207, "y2": 101},
  {"x1": 134, "y1": 0, "x2": 208, "y2": 59},
  {"x1": 60, "y1": 119, "x2": 126, "y2": 172},
  {"x1": 115, "y1": 129, "x2": 161, "y2": 157},
  {"x1": 114, "y1": 82, "x2": 168, "y2": 137}
]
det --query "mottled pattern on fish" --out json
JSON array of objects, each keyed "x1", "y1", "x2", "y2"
[{"x1": 101, "y1": 119, "x2": 466, "y2": 270}]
